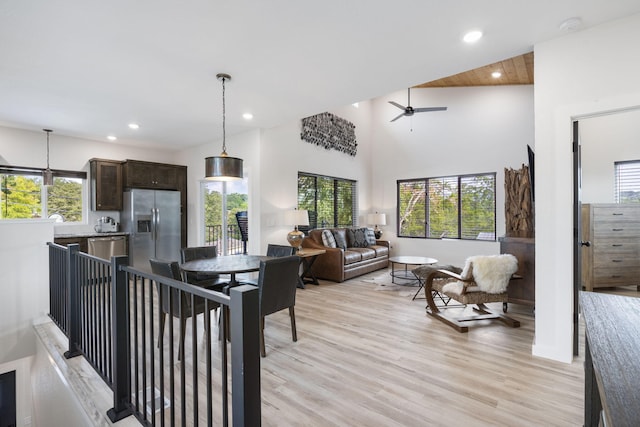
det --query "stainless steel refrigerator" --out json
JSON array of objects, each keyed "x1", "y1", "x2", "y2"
[{"x1": 121, "y1": 189, "x2": 181, "y2": 272}]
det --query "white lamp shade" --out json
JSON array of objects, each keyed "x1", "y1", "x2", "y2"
[
  {"x1": 284, "y1": 209, "x2": 309, "y2": 226},
  {"x1": 367, "y1": 213, "x2": 386, "y2": 226}
]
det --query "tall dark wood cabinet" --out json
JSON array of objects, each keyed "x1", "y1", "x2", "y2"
[
  {"x1": 499, "y1": 233, "x2": 535, "y2": 309},
  {"x1": 90, "y1": 159, "x2": 122, "y2": 211}
]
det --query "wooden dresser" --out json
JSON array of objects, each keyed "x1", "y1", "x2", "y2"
[{"x1": 581, "y1": 203, "x2": 640, "y2": 291}]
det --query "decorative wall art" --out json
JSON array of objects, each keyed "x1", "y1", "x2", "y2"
[{"x1": 300, "y1": 112, "x2": 357, "y2": 157}]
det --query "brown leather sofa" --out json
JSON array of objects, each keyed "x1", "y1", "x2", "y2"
[{"x1": 301, "y1": 228, "x2": 390, "y2": 282}]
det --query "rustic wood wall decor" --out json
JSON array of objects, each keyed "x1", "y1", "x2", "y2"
[
  {"x1": 300, "y1": 112, "x2": 357, "y2": 156},
  {"x1": 504, "y1": 164, "x2": 534, "y2": 234}
]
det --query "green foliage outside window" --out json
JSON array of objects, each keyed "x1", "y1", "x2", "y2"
[
  {"x1": 1, "y1": 174, "x2": 83, "y2": 221},
  {"x1": 398, "y1": 173, "x2": 495, "y2": 240},
  {"x1": 297, "y1": 172, "x2": 356, "y2": 228}
]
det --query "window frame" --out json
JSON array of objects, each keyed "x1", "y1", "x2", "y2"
[
  {"x1": 297, "y1": 172, "x2": 357, "y2": 229},
  {"x1": 614, "y1": 160, "x2": 640, "y2": 203},
  {"x1": 397, "y1": 172, "x2": 496, "y2": 241},
  {"x1": 0, "y1": 165, "x2": 87, "y2": 222}
]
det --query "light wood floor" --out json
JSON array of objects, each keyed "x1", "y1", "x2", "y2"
[{"x1": 251, "y1": 269, "x2": 586, "y2": 427}]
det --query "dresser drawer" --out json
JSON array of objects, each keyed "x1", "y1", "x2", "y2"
[
  {"x1": 592, "y1": 205, "x2": 640, "y2": 220},
  {"x1": 593, "y1": 221, "x2": 640, "y2": 237},
  {"x1": 593, "y1": 267, "x2": 640, "y2": 286},
  {"x1": 592, "y1": 238, "x2": 640, "y2": 255}
]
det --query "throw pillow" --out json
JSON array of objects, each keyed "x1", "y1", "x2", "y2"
[
  {"x1": 346, "y1": 227, "x2": 369, "y2": 248},
  {"x1": 332, "y1": 230, "x2": 347, "y2": 250},
  {"x1": 364, "y1": 227, "x2": 377, "y2": 245},
  {"x1": 321, "y1": 229, "x2": 337, "y2": 248}
]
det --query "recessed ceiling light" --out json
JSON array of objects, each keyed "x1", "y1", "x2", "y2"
[
  {"x1": 128, "y1": 123, "x2": 140, "y2": 129},
  {"x1": 559, "y1": 17, "x2": 582, "y2": 33},
  {"x1": 492, "y1": 71, "x2": 502, "y2": 78},
  {"x1": 107, "y1": 135, "x2": 117, "y2": 141},
  {"x1": 352, "y1": 102, "x2": 359, "y2": 108},
  {"x1": 242, "y1": 113, "x2": 253, "y2": 120},
  {"x1": 463, "y1": 30, "x2": 483, "y2": 43}
]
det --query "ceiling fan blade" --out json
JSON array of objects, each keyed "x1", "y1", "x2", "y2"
[
  {"x1": 413, "y1": 107, "x2": 448, "y2": 113},
  {"x1": 390, "y1": 112, "x2": 406, "y2": 122},
  {"x1": 388, "y1": 101, "x2": 406, "y2": 110}
]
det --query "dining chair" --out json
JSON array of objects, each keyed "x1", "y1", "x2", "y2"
[
  {"x1": 257, "y1": 255, "x2": 300, "y2": 357},
  {"x1": 180, "y1": 245, "x2": 226, "y2": 289},
  {"x1": 149, "y1": 258, "x2": 220, "y2": 359},
  {"x1": 266, "y1": 244, "x2": 296, "y2": 257}
]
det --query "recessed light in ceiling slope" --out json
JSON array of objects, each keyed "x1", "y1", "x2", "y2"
[{"x1": 463, "y1": 30, "x2": 483, "y2": 43}]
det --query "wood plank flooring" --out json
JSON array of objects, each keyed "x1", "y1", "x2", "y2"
[{"x1": 253, "y1": 269, "x2": 585, "y2": 426}]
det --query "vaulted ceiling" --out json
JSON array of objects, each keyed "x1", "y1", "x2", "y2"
[{"x1": 0, "y1": 2, "x2": 638, "y2": 150}]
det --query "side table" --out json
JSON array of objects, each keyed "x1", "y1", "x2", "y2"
[{"x1": 296, "y1": 248, "x2": 326, "y2": 288}]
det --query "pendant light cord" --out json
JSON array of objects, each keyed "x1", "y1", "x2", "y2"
[{"x1": 221, "y1": 76, "x2": 227, "y2": 155}]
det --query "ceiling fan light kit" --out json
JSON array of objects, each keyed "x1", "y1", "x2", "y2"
[{"x1": 389, "y1": 88, "x2": 447, "y2": 122}]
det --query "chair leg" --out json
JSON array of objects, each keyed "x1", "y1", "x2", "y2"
[
  {"x1": 474, "y1": 303, "x2": 521, "y2": 328},
  {"x1": 289, "y1": 306, "x2": 297, "y2": 342},
  {"x1": 157, "y1": 313, "x2": 166, "y2": 349},
  {"x1": 259, "y1": 317, "x2": 266, "y2": 357},
  {"x1": 179, "y1": 317, "x2": 187, "y2": 361}
]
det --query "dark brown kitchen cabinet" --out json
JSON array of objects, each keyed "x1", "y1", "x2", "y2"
[
  {"x1": 122, "y1": 160, "x2": 184, "y2": 190},
  {"x1": 54, "y1": 236, "x2": 88, "y2": 253},
  {"x1": 90, "y1": 159, "x2": 122, "y2": 211}
]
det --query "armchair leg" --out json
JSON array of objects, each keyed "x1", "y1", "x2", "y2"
[{"x1": 474, "y1": 303, "x2": 520, "y2": 328}]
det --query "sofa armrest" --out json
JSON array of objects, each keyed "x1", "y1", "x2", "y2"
[
  {"x1": 375, "y1": 240, "x2": 390, "y2": 249},
  {"x1": 301, "y1": 237, "x2": 345, "y2": 281}
]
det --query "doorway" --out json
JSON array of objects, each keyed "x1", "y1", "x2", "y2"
[{"x1": 201, "y1": 178, "x2": 248, "y2": 255}]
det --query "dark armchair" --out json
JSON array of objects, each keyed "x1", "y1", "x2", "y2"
[{"x1": 235, "y1": 211, "x2": 248, "y2": 254}]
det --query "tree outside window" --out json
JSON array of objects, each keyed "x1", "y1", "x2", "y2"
[{"x1": 398, "y1": 173, "x2": 495, "y2": 240}]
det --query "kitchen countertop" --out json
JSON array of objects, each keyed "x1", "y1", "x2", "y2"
[{"x1": 54, "y1": 231, "x2": 129, "y2": 239}]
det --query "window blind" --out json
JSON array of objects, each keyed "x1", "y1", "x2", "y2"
[{"x1": 615, "y1": 160, "x2": 640, "y2": 203}]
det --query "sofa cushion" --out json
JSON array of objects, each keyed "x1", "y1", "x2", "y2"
[
  {"x1": 348, "y1": 247, "x2": 376, "y2": 261},
  {"x1": 332, "y1": 229, "x2": 348, "y2": 250},
  {"x1": 343, "y1": 250, "x2": 363, "y2": 265},
  {"x1": 346, "y1": 227, "x2": 369, "y2": 248},
  {"x1": 321, "y1": 229, "x2": 337, "y2": 248},
  {"x1": 365, "y1": 227, "x2": 377, "y2": 245},
  {"x1": 370, "y1": 244, "x2": 389, "y2": 257}
]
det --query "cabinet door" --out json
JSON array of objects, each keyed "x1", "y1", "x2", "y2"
[
  {"x1": 123, "y1": 160, "x2": 179, "y2": 189},
  {"x1": 91, "y1": 160, "x2": 122, "y2": 211},
  {"x1": 54, "y1": 237, "x2": 88, "y2": 253}
]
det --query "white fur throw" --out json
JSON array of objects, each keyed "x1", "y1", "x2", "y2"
[{"x1": 457, "y1": 254, "x2": 518, "y2": 294}]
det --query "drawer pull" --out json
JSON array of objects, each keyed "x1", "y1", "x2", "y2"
[
  {"x1": 611, "y1": 259, "x2": 623, "y2": 263},
  {"x1": 611, "y1": 275, "x2": 622, "y2": 278},
  {"x1": 612, "y1": 228, "x2": 624, "y2": 231},
  {"x1": 611, "y1": 244, "x2": 623, "y2": 247},
  {"x1": 612, "y1": 213, "x2": 624, "y2": 216}
]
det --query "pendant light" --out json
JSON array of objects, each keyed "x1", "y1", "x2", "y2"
[
  {"x1": 205, "y1": 73, "x2": 243, "y2": 181},
  {"x1": 43, "y1": 128, "x2": 54, "y2": 186}
]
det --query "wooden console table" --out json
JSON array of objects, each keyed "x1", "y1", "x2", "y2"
[{"x1": 580, "y1": 291, "x2": 640, "y2": 426}]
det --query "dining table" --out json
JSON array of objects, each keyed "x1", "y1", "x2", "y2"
[{"x1": 180, "y1": 254, "x2": 273, "y2": 287}]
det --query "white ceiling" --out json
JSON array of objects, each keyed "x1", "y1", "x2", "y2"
[{"x1": 1, "y1": 1, "x2": 639, "y2": 150}]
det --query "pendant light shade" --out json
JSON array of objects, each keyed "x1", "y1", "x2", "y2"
[
  {"x1": 205, "y1": 73, "x2": 243, "y2": 181},
  {"x1": 43, "y1": 128, "x2": 54, "y2": 186}
]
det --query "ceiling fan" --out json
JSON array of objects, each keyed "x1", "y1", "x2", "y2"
[{"x1": 389, "y1": 88, "x2": 447, "y2": 122}]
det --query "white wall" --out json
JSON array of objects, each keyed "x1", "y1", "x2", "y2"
[
  {"x1": 369, "y1": 85, "x2": 534, "y2": 266},
  {"x1": 534, "y1": 12, "x2": 640, "y2": 362},
  {"x1": 580, "y1": 108, "x2": 640, "y2": 203}
]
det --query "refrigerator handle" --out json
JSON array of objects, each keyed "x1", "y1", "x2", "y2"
[
  {"x1": 155, "y1": 208, "x2": 160, "y2": 240},
  {"x1": 151, "y1": 208, "x2": 157, "y2": 242}
]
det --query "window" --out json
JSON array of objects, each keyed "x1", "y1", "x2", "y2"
[
  {"x1": 615, "y1": 160, "x2": 640, "y2": 203},
  {"x1": 297, "y1": 172, "x2": 357, "y2": 228},
  {"x1": 397, "y1": 173, "x2": 496, "y2": 240},
  {"x1": 0, "y1": 166, "x2": 86, "y2": 222}
]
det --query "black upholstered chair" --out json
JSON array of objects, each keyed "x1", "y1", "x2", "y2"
[
  {"x1": 149, "y1": 258, "x2": 219, "y2": 358},
  {"x1": 256, "y1": 255, "x2": 300, "y2": 357},
  {"x1": 180, "y1": 245, "x2": 225, "y2": 289}
]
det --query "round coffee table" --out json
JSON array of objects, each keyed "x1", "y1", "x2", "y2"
[{"x1": 389, "y1": 256, "x2": 438, "y2": 285}]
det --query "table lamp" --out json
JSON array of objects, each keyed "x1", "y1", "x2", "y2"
[
  {"x1": 367, "y1": 213, "x2": 386, "y2": 239},
  {"x1": 284, "y1": 209, "x2": 309, "y2": 250}
]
